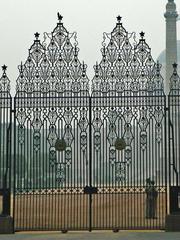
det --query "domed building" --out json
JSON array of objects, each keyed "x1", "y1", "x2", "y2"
[
  {"x1": 157, "y1": 40, "x2": 180, "y2": 82},
  {"x1": 163, "y1": 0, "x2": 179, "y2": 93},
  {"x1": 158, "y1": 40, "x2": 180, "y2": 64}
]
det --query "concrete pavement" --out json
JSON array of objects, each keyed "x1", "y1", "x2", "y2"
[{"x1": 0, "y1": 231, "x2": 180, "y2": 240}]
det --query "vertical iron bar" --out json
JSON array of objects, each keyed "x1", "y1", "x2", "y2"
[
  {"x1": 13, "y1": 99, "x2": 16, "y2": 231},
  {"x1": 3, "y1": 109, "x2": 11, "y2": 216},
  {"x1": 89, "y1": 96, "x2": 92, "y2": 232},
  {"x1": 168, "y1": 96, "x2": 171, "y2": 189},
  {"x1": 9, "y1": 98, "x2": 12, "y2": 216},
  {"x1": 164, "y1": 99, "x2": 168, "y2": 217}
]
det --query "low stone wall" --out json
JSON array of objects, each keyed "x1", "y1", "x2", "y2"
[
  {"x1": 166, "y1": 214, "x2": 180, "y2": 232},
  {"x1": 0, "y1": 216, "x2": 14, "y2": 234}
]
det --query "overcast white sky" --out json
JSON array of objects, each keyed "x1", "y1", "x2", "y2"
[{"x1": 0, "y1": 0, "x2": 179, "y2": 93}]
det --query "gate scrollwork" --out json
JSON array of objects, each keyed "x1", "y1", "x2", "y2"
[{"x1": 15, "y1": 14, "x2": 90, "y2": 184}]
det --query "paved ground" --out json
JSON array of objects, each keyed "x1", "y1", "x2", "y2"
[{"x1": 0, "y1": 231, "x2": 180, "y2": 240}]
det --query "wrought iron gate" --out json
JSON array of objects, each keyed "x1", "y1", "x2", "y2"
[
  {"x1": 89, "y1": 17, "x2": 167, "y2": 229},
  {"x1": 168, "y1": 63, "x2": 180, "y2": 214},
  {"x1": 12, "y1": 15, "x2": 167, "y2": 231},
  {"x1": 0, "y1": 66, "x2": 12, "y2": 216},
  {"x1": 14, "y1": 16, "x2": 91, "y2": 230},
  {"x1": 0, "y1": 14, "x2": 171, "y2": 231},
  {"x1": 168, "y1": 63, "x2": 180, "y2": 187}
]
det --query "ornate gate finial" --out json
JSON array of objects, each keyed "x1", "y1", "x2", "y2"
[
  {"x1": 140, "y1": 31, "x2": 145, "y2": 39},
  {"x1": 117, "y1": 15, "x2": 122, "y2": 23},
  {"x1": 57, "y1": 12, "x2": 63, "y2": 23},
  {"x1": 2, "y1": 65, "x2": 7, "y2": 75},
  {"x1": 0, "y1": 64, "x2": 10, "y2": 93},
  {"x1": 169, "y1": 62, "x2": 180, "y2": 93},
  {"x1": 34, "y1": 32, "x2": 40, "y2": 40},
  {"x1": 173, "y1": 62, "x2": 178, "y2": 70}
]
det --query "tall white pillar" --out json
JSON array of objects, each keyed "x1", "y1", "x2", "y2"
[{"x1": 164, "y1": 0, "x2": 178, "y2": 94}]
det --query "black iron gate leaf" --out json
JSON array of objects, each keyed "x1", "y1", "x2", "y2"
[
  {"x1": 1, "y1": 14, "x2": 178, "y2": 231},
  {"x1": 0, "y1": 66, "x2": 12, "y2": 217}
]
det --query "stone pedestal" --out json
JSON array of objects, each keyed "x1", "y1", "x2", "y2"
[
  {"x1": 0, "y1": 216, "x2": 14, "y2": 234},
  {"x1": 165, "y1": 214, "x2": 180, "y2": 231}
]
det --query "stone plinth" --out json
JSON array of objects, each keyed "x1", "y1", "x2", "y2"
[
  {"x1": 165, "y1": 214, "x2": 180, "y2": 231},
  {"x1": 0, "y1": 216, "x2": 14, "y2": 234}
]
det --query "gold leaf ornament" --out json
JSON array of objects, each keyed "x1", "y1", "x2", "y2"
[
  {"x1": 115, "y1": 138, "x2": 126, "y2": 150},
  {"x1": 55, "y1": 139, "x2": 67, "y2": 151}
]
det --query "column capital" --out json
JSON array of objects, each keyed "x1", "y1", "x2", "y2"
[
  {"x1": 164, "y1": 0, "x2": 178, "y2": 19},
  {"x1": 164, "y1": 11, "x2": 178, "y2": 19}
]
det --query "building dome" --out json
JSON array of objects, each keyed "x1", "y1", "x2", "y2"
[{"x1": 157, "y1": 40, "x2": 180, "y2": 64}]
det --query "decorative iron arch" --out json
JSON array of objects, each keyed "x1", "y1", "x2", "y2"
[
  {"x1": 14, "y1": 14, "x2": 90, "y2": 187},
  {"x1": 16, "y1": 13, "x2": 89, "y2": 96},
  {"x1": 90, "y1": 16, "x2": 166, "y2": 185},
  {"x1": 91, "y1": 16, "x2": 164, "y2": 96}
]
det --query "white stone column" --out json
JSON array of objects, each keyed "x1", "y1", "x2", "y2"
[{"x1": 164, "y1": 0, "x2": 178, "y2": 94}]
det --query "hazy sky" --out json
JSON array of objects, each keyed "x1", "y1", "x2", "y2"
[{"x1": 0, "y1": 0, "x2": 179, "y2": 93}]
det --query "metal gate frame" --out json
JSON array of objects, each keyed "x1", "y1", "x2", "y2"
[
  {"x1": 1, "y1": 14, "x2": 179, "y2": 231},
  {"x1": 168, "y1": 63, "x2": 180, "y2": 214},
  {"x1": 11, "y1": 15, "x2": 168, "y2": 231},
  {"x1": 0, "y1": 65, "x2": 12, "y2": 217}
]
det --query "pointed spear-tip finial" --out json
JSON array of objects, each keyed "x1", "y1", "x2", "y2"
[
  {"x1": 74, "y1": 45, "x2": 78, "y2": 57},
  {"x1": 82, "y1": 61, "x2": 86, "y2": 69},
  {"x1": 82, "y1": 61, "x2": 86, "y2": 77},
  {"x1": 34, "y1": 32, "x2": 40, "y2": 40},
  {"x1": 95, "y1": 64, "x2": 99, "y2": 78},
  {"x1": 19, "y1": 62, "x2": 24, "y2": 78},
  {"x1": 20, "y1": 61, "x2": 23, "y2": 72},
  {"x1": 57, "y1": 12, "x2": 63, "y2": 23},
  {"x1": 102, "y1": 46, "x2": 106, "y2": 57},
  {"x1": 95, "y1": 61, "x2": 99, "y2": 73},
  {"x1": 156, "y1": 61, "x2": 160, "y2": 76},
  {"x1": 117, "y1": 15, "x2": 122, "y2": 23}
]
